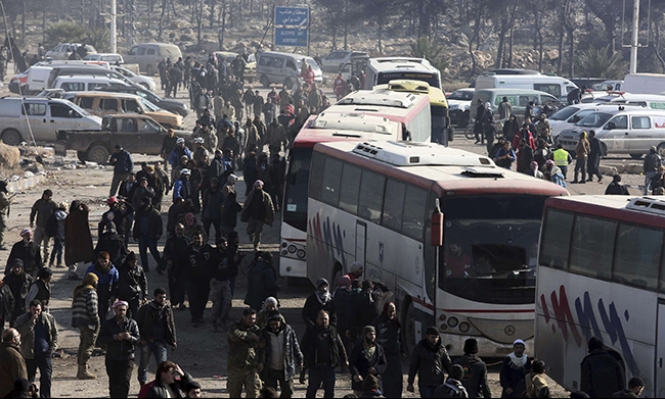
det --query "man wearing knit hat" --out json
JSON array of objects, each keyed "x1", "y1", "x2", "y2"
[
  {"x1": 349, "y1": 325, "x2": 387, "y2": 396},
  {"x1": 29, "y1": 189, "x2": 57, "y2": 262},
  {"x1": 407, "y1": 326, "x2": 452, "y2": 398},
  {"x1": 260, "y1": 310, "x2": 302, "y2": 398},
  {"x1": 453, "y1": 338, "x2": 491, "y2": 398},
  {"x1": 85, "y1": 252, "x2": 119, "y2": 324},
  {"x1": 241, "y1": 179, "x2": 274, "y2": 251},
  {"x1": 71, "y1": 272, "x2": 100, "y2": 379},
  {"x1": 6, "y1": 228, "x2": 42, "y2": 280},
  {"x1": 499, "y1": 339, "x2": 531, "y2": 398}
]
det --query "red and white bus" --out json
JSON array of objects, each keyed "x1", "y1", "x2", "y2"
[
  {"x1": 536, "y1": 195, "x2": 665, "y2": 397},
  {"x1": 307, "y1": 141, "x2": 568, "y2": 356},
  {"x1": 279, "y1": 89, "x2": 432, "y2": 280}
]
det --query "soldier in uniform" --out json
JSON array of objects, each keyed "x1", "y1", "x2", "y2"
[{"x1": 227, "y1": 307, "x2": 263, "y2": 398}]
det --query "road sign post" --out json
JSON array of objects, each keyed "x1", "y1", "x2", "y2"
[{"x1": 273, "y1": 6, "x2": 310, "y2": 49}]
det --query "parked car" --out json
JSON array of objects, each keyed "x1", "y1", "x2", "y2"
[
  {"x1": 70, "y1": 92, "x2": 183, "y2": 128},
  {"x1": 52, "y1": 76, "x2": 130, "y2": 92},
  {"x1": 45, "y1": 43, "x2": 97, "y2": 60},
  {"x1": 256, "y1": 51, "x2": 323, "y2": 89},
  {"x1": 111, "y1": 65, "x2": 157, "y2": 91},
  {"x1": 55, "y1": 114, "x2": 191, "y2": 163},
  {"x1": 321, "y1": 50, "x2": 369, "y2": 73},
  {"x1": 97, "y1": 85, "x2": 188, "y2": 117},
  {"x1": 124, "y1": 43, "x2": 182, "y2": 76},
  {"x1": 83, "y1": 53, "x2": 125, "y2": 64},
  {"x1": 446, "y1": 88, "x2": 475, "y2": 127},
  {"x1": 0, "y1": 97, "x2": 102, "y2": 145}
]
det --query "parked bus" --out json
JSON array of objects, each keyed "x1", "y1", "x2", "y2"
[
  {"x1": 536, "y1": 195, "x2": 665, "y2": 398},
  {"x1": 376, "y1": 79, "x2": 452, "y2": 145},
  {"x1": 365, "y1": 57, "x2": 442, "y2": 90},
  {"x1": 307, "y1": 141, "x2": 568, "y2": 356},
  {"x1": 280, "y1": 113, "x2": 402, "y2": 280}
]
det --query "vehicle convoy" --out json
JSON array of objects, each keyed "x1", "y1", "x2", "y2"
[
  {"x1": 69, "y1": 92, "x2": 183, "y2": 129},
  {"x1": 55, "y1": 114, "x2": 190, "y2": 163},
  {"x1": 307, "y1": 140, "x2": 568, "y2": 356},
  {"x1": 0, "y1": 97, "x2": 102, "y2": 145},
  {"x1": 536, "y1": 195, "x2": 665, "y2": 398}
]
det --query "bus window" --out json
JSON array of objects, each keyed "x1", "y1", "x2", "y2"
[
  {"x1": 321, "y1": 158, "x2": 343, "y2": 206},
  {"x1": 358, "y1": 170, "x2": 385, "y2": 224},
  {"x1": 401, "y1": 185, "x2": 427, "y2": 240},
  {"x1": 539, "y1": 209, "x2": 574, "y2": 270},
  {"x1": 339, "y1": 163, "x2": 361, "y2": 215},
  {"x1": 407, "y1": 105, "x2": 432, "y2": 142},
  {"x1": 308, "y1": 151, "x2": 324, "y2": 201},
  {"x1": 613, "y1": 224, "x2": 662, "y2": 290},
  {"x1": 569, "y1": 216, "x2": 617, "y2": 279},
  {"x1": 382, "y1": 180, "x2": 406, "y2": 231}
]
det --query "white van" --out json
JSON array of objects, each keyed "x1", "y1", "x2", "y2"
[
  {"x1": 0, "y1": 97, "x2": 102, "y2": 145},
  {"x1": 469, "y1": 88, "x2": 561, "y2": 126},
  {"x1": 256, "y1": 51, "x2": 323, "y2": 89},
  {"x1": 53, "y1": 76, "x2": 130, "y2": 92},
  {"x1": 475, "y1": 73, "x2": 578, "y2": 99},
  {"x1": 549, "y1": 102, "x2": 645, "y2": 140},
  {"x1": 556, "y1": 107, "x2": 665, "y2": 157},
  {"x1": 623, "y1": 73, "x2": 665, "y2": 95},
  {"x1": 124, "y1": 43, "x2": 182, "y2": 76}
]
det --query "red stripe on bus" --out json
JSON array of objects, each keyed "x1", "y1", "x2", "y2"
[
  {"x1": 442, "y1": 309, "x2": 534, "y2": 313},
  {"x1": 412, "y1": 297, "x2": 435, "y2": 310}
]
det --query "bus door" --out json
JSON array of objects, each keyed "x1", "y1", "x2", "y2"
[
  {"x1": 657, "y1": 299, "x2": 665, "y2": 397},
  {"x1": 355, "y1": 221, "x2": 367, "y2": 265}
]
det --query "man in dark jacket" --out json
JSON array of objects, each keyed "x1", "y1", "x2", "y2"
[
  {"x1": 499, "y1": 339, "x2": 531, "y2": 398},
  {"x1": 109, "y1": 144, "x2": 135, "y2": 197},
  {"x1": 605, "y1": 175, "x2": 630, "y2": 195},
  {"x1": 516, "y1": 139, "x2": 535, "y2": 175},
  {"x1": 0, "y1": 328, "x2": 28, "y2": 398},
  {"x1": 163, "y1": 223, "x2": 190, "y2": 309},
  {"x1": 453, "y1": 338, "x2": 490, "y2": 398},
  {"x1": 132, "y1": 197, "x2": 163, "y2": 273},
  {"x1": 6, "y1": 228, "x2": 43, "y2": 279},
  {"x1": 260, "y1": 310, "x2": 303, "y2": 398},
  {"x1": 135, "y1": 287, "x2": 177, "y2": 387},
  {"x1": 244, "y1": 251, "x2": 278, "y2": 312},
  {"x1": 349, "y1": 325, "x2": 387, "y2": 395},
  {"x1": 643, "y1": 146, "x2": 662, "y2": 194},
  {"x1": 352, "y1": 280, "x2": 392, "y2": 340},
  {"x1": 116, "y1": 252, "x2": 148, "y2": 318},
  {"x1": 302, "y1": 278, "x2": 336, "y2": 328},
  {"x1": 612, "y1": 377, "x2": 644, "y2": 398},
  {"x1": 333, "y1": 276, "x2": 357, "y2": 359},
  {"x1": 0, "y1": 277, "x2": 14, "y2": 328},
  {"x1": 227, "y1": 308, "x2": 263, "y2": 398},
  {"x1": 433, "y1": 364, "x2": 469, "y2": 398},
  {"x1": 580, "y1": 336, "x2": 625, "y2": 398},
  {"x1": 241, "y1": 180, "x2": 274, "y2": 251},
  {"x1": 4, "y1": 260, "x2": 31, "y2": 326},
  {"x1": 94, "y1": 222, "x2": 129, "y2": 269},
  {"x1": 29, "y1": 189, "x2": 57, "y2": 262},
  {"x1": 85, "y1": 252, "x2": 119, "y2": 324},
  {"x1": 97, "y1": 301, "x2": 140, "y2": 398},
  {"x1": 98, "y1": 197, "x2": 134, "y2": 243},
  {"x1": 587, "y1": 130, "x2": 603, "y2": 183},
  {"x1": 168, "y1": 64, "x2": 182, "y2": 98},
  {"x1": 407, "y1": 326, "x2": 452, "y2": 398},
  {"x1": 185, "y1": 231, "x2": 219, "y2": 323},
  {"x1": 301, "y1": 310, "x2": 349, "y2": 398}
]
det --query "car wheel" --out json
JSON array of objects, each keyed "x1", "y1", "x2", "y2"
[
  {"x1": 77, "y1": 151, "x2": 87, "y2": 162},
  {"x1": 146, "y1": 64, "x2": 155, "y2": 76},
  {"x1": 284, "y1": 78, "x2": 293, "y2": 90},
  {"x1": 260, "y1": 75, "x2": 270, "y2": 88},
  {"x1": 630, "y1": 153, "x2": 643, "y2": 160},
  {"x1": 1, "y1": 129, "x2": 22, "y2": 146},
  {"x1": 87, "y1": 145, "x2": 110, "y2": 164}
]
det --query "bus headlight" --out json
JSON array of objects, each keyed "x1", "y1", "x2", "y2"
[
  {"x1": 281, "y1": 249, "x2": 288, "y2": 256},
  {"x1": 438, "y1": 314, "x2": 446, "y2": 321},
  {"x1": 459, "y1": 322, "x2": 470, "y2": 333},
  {"x1": 440, "y1": 324, "x2": 448, "y2": 331},
  {"x1": 447, "y1": 317, "x2": 458, "y2": 328},
  {"x1": 288, "y1": 245, "x2": 297, "y2": 254},
  {"x1": 296, "y1": 249, "x2": 306, "y2": 259}
]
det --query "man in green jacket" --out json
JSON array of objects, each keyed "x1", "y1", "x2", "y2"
[{"x1": 227, "y1": 307, "x2": 264, "y2": 398}]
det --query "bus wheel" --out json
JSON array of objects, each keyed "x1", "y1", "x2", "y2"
[{"x1": 402, "y1": 298, "x2": 417, "y2": 357}]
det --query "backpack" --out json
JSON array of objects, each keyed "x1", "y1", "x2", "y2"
[{"x1": 44, "y1": 212, "x2": 58, "y2": 238}]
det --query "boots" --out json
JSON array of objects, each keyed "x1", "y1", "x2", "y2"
[{"x1": 77, "y1": 363, "x2": 96, "y2": 380}]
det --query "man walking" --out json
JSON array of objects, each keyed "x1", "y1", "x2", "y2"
[
  {"x1": 407, "y1": 326, "x2": 452, "y2": 398},
  {"x1": 587, "y1": 130, "x2": 603, "y2": 183},
  {"x1": 241, "y1": 180, "x2": 274, "y2": 251},
  {"x1": 7, "y1": 228, "x2": 43, "y2": 279},
  {"x1": 71, "y1": 272, "x2": 100, "y2": 380},
  {"x1": 349, "y1": 325, "x2": 387, "y2": 396},
  {"x1": 452, "y1": 338, "x2": 490, "y2": 398},
  {"x1": 551, "y1": 144, "x2": 572, "y2": 180},
  {"x1": 185, "y1": 231, "x2": 219, "y2": 324},
  {"x1": 227, "y1": 308, "x2": 263, "y2": 398},
  {"x1": 301, "y1": 310, "x2": 348, "y2": 398},
  {"x1": 109, "y1": 145, "x2": 135, "y2": 197},
  {"x1": 133, "y1": 197, "x2": 164, "y2": 273},
  {"x1": 85, "y1": 252, "x2": 119, "y2": 324},
  {"x1": 98, "y1": 301, "x2": 140, "y2": 398},
  {"x1": 498, "y1": 96, "x2": 512, "y2": 121},
  {"x1": 643, "y1": 146, "x2": 662, "y2": 194},
  {"x1": 499, "y1": 339, "x2": 531, "y2": 398},
  {"x1": 0, "y1": 328, "x2": 27, "y2": 397},
  {"x1": 581, "y1": 336, "x2": 625, "y2": 398},
  {"x1": 116, "y1": 251, "x2": 148, "y2": 318},
  {"x1": 15, "y1": 299, "x2": 57, "y2": 398},
  {"x1": 135, "y1": 287, "x2": 177, "y2": 387},
  {"x1": 29, "y1": 189, "x2": 57, "y2": 262},
  {"x1": 260, "y1": 310, "x2": 303, "y2": 398}
]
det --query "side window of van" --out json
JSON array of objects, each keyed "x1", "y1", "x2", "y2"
[
  {"x1": 273, "y1": 58, "x2": 285, "y2": 68},
  {"x1": 137, "y1": 47, "x2": 146, "y2": 56},
  {"x1": 22, "y1": 103, "x2": 47, "y2": 116},
  {"x1": 259, "y1": 56, "x2": 272, "y2": 67},
  {"x1": 61, "y1": 82, "x2": 85, "y2": 92},
  {"x1": 50, "y1": 104, "x2": 76, "y2": 118},
  {"x1": 147, "y1": 48, "x2": 156, "y2": 55},
  {"x1": 78, "y1": 97, "x2": 94, "y2": 109},
  {"x1": 100, "y1": 99, "x2": 119, "y2": 111},
  {"x1": 607, "y1": 115, "x2": 628, "y2": 130},
  {"x1": 632, "y1": 116, "x2": 651, "y2": 129},
  {"x1": 286, "y1": 60, "x2": 296, "y2": 70},
  {"x1": 128, "y1": 47, "x2": 138, "y2": 56}
]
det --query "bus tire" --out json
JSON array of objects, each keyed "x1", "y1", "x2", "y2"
[{"x1": 402, "y1": 297, "x2": 417, "y2": 357}]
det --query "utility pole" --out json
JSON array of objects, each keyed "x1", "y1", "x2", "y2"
[
  {"x1": 630, "y1": 0, "x2": 640, "y2": 74},
  {"x1": 110, "y1": 0, "x2": 117, "y2": 53}
]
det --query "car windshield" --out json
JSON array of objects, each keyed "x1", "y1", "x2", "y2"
[
  {"x1": 448, "y1": 90, "x2": 474, "y2": 101},
  {"x1": 550, "y1": 106, "x2": 580, "y2": 121},
  {"x1": 575, "y1": 112, "x2": 613, "y2": 127}
]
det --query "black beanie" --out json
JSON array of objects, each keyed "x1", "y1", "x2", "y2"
[
  {"x1": 464, "y1": 338, "x2": 479, "y2": 354},
  {"x1": 425, "y1": 326, "x2": 439, "y2": 336}
]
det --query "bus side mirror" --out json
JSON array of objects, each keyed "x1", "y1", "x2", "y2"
[{"x1": 431, "y1": 199, "x2": 444, "y2": 247}]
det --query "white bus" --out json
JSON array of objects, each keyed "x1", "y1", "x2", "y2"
[
  {"x1": 307, "y1": 141, "x2": 568, "y2": 355},
  {"x1": 536, "y1": 195, "x2": 665, "y2": 398},
  {"x1": 364, "y1": 57, "x2": 442, "y2": 90}
]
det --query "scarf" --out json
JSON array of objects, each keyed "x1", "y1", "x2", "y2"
[
  {"x1": 508, "y1": 352, "x2": 528, "y2": 369},
  {"x1": 316, "y1": 289, "x2": 331, "y2": 305}
]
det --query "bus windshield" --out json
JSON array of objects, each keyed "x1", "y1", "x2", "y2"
[
  {"x1": 440, "y1": 196, "x2": 547, "y2": 304},
  {"x1": 283, "y1": 147, "x2": 312, "y2": 232},
  {"x1": 377, "y1": 72, "x2": 440, "y2": 88}
]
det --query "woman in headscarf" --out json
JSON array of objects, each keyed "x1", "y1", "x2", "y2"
[
  {"x1": 65, "y1": 201, "x2": 94, "y2": 280},
  {"x1": 502, "y1": 114, "x2": 519, "y2": 144},
  {"x1": 372, "y1": 302, "x2": 405, "y2": 397},
  {"x1": 301, "y1": 278, "x2": 336, "y2": 328}
]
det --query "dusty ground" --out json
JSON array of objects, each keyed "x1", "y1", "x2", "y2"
[{"x1": 0, "y1": 69, "x2": 648, "y2": 398}]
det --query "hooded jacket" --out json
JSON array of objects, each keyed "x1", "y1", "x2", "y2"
[
  {"x1": 85, "y1": 262, "x2": 119, "y2": 297},
  {"x1": 133, "y1": 204, "x2": 163, "y2": 241},
  {"x1": 580, "y1": 349, "x2": 624, "y2": 398},
  {"x1": 408, "y1": 338, "x2": 452, "y2": 387},
  {"x1": 433, "y1": 377, "x2": 469, "y2": 398}
]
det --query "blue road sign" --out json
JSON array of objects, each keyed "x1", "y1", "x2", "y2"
[
  {"x1": 274, "y1": 6, "x2": 309, "y2": 27},
  {"x1": 274, "y1": 27, "x2": 308, "y2": 47}
]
